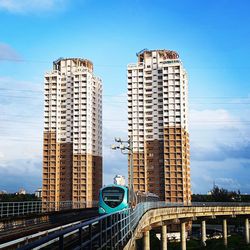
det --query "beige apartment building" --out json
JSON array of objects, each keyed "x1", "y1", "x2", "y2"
[
  {"x1": 128, "y1": 49, "x2": 191, "y2": 203},
  {"x1": 42, "y1": 58, "x2": 102, "y2": 205}
]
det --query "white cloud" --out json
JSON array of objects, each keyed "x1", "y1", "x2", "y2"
[
  {"x1": 102, "y1": 93, "x2": 127, "y2": 154},
  {"x1": 1, "y1": 80, "x2": 249, "y2": 194},
  {"x1": 191, "y1": 159, "x2": 246, "y2": 193},
  {"x1": 102, "y1": 93, "x2": 128, "y2": 184},
  {"x1": 0, "y1": 158, "x2": 42, "y2": 192},
  {"x1": 103, "y1": 93, "x2": 127, "y2": 132},
  {"x1": 0, "y1": 76, "x2": 42, "y2": 91},
  {"x1": 0, "y1": 152, "x2": 4, "y2": 159},
  {"x1": 102, "y1": 100, "x2": 250, "y2": 192},
  {"x1": 189, "y1": 105, "x2": 250, "y2": 193},
  {"x1": 215, "y1": 177, "x2": 240, "y2": 189},
  {"x1": 190, "y1": 108, "x2": 244, "y2": 130},
  {"x1": 0, "y1": 43, "x2": 21, "y2": 61},
  {"x1": 0, "y1": 77, "x2": 43, "y2": 163},
  {"x1": 189, "y1": 108, "x2": 248, "y2": 149},
  {"x1": 0, "y1": 0, "x2": 67, "y2": 13},
  {"x1": 0, "y1": 78, "x2": 43, "y2": 192}
]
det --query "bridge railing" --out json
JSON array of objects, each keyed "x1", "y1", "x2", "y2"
[
  {"x1": 191, "y1": 202, "x2": 250, "y2": 207},
  {"x1": 15, "y1": 202, "x2": 187, "y2": 249},
  {"x1": 6, "y1": 201, "x2": 250, "y2": 249},
  {"x1": 0, "y1": 201, "x2": 98, "y2": 218}
]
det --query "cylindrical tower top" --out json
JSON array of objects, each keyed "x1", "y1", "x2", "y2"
[
  {"x1": 53, "y1": 58, "x2": 93, "y2": 72},
  {"x1": 137, "y1": 49, "x2": 179, "y2": 62}
]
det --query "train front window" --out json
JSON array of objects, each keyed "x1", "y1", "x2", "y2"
[{"x1": 102, "y1": 187, "x2": 125, "y2": 208}]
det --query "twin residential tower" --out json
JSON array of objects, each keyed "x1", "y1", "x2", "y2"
[
  {"x1": 42, "y1": 50, "x2": 191, "y2": 204},
  {"x1": 42, "y1": 58, "x2": 102, "y2": 205},
  {"x1": 128, "y1": 50, "x2": 191, "y2": 203}
]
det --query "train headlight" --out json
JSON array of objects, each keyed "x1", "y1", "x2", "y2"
[{"x1": 99, "y1": 207, "x2": 106, "y2": 214}]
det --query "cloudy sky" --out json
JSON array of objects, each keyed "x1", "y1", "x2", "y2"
[{"x1": 0, "y1": 0, "x2": 250, "y2": 194}]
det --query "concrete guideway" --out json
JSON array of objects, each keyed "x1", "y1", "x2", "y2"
[
  {"x1": 5, "y1": 202, "x2": 250, "y2": 250},
  {"x1": 125, "y1": 204, "x2": 250, "y2": 250},
  {"x1": 0, "y1": 208, "x2": 98, "y2": 249}
]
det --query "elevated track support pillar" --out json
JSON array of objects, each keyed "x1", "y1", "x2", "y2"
[
  {"x1": 143, "y1": 230, "x2": 150, "y2": 250},
  {"x1": 181, "y1": 222, "x2": 186, "y2": 250},
  {"x1": 130, "y1": 240, "x2": 137, "y2": 250},
  {"x1": 223, "y1": 219, "x2": 228, "y2": 247},
  {"x1": 201, "y1": 220, "x2": 206, "y2": 246},
  {"x1": 245, "y1": 218, "x2": 250, "y2": 244},
  {"x1": 161, "y1": 224, "x2": 167, "y2": 250}
]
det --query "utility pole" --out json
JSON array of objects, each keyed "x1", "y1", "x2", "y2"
[{"x1": 111, "y1": 137, "x2": 134, "y2": 205}]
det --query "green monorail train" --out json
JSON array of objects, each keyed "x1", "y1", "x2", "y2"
[{"x1": 98, "y1": 184, "x2": 159, "y2": 214}]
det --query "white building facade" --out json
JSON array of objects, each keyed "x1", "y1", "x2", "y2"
[
  {"x1": 43, "y1": 58, "x2": 102, "y2": 205},
  {"x1": 128, "y1": 50, "x2": 191, "y2": 203}
]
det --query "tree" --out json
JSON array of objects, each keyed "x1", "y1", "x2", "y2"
[
  {"x1": 210, "y1": 186, "x2": 238, "y2": 202},
  {"x1": 192, "y1": 186, "x2": 244, "y2": 202}
]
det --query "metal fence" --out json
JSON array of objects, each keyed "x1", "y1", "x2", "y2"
[{"x1": 0, "y1": 201, "x2": 98, "y2": 218}]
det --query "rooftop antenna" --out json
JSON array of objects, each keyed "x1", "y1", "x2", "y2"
[{"x1": 136, "y1": 48, "x2": 148, "y2": 57}]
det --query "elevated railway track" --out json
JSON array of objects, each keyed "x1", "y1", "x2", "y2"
[
  {"x1": 0, "y1": 207, "x2": 98, "y2": 249},
  {"x1": 1, "y1": 202, "x2": 250, "y2": 250}
]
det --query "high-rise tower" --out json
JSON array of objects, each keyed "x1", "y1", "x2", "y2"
[
  {"x1": 42, "y1": 58, "x2": 102, "y2": 206},
  {"x1": 128, "y1": 49, "x2": 191, "y2": 203}
]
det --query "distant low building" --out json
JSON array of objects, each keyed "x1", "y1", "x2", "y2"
[
  {"x1": 114, "y1": 175, "x2": 126, "y2": 186},
  {"x1": 17, "y1": 188, "x2": 26, "y2": 195},
  {"x1": 0, "y1": 190, "x2": 7, "y2": 195},
  {"x1": 35, "y1": 188, "x2": 42, "y2": 198}
]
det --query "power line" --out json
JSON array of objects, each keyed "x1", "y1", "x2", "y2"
[
  {"x1": 2, "y1": 57, "x2": 250, "y2": 70},
  {"x1": 0, "y1": 88, "x2": 42, "y2": 93},
  {"x1": 0, "y1": 91, "x2": 249, "y2": 106},
  {"x1": 0, "y1": 114, "x2": 41, "y2": 118},
  {"x1": 0, "y1": 87, "x2": 250, "y2": 100},
  {"x1": 0, "y1": 95, "x2": 41, "y2": 99},
  {"x1": 0, "y1": 119, "x2": 42, "y2": 124},
  {"x1": 0, "y1": 135, "x2": 249, "y2": 143},
  {"x1": 1, "y1": 118, "x2": 250, "y2": 124},
  {"x1": 0, "y1": 94, "x2": 250, "y2": 105},
  {"x1": 0, "y1": 58, "x2": 128, "y2": 67},
  {"x1": 190, "y1": 103, "x2": 250, "y2": 105},
  {"x1": 0, "y1": 138, "x2": 42, "y2": 142}
]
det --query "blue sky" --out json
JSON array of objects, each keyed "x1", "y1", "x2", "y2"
[{"x1": 0, "y1": 0, "x2": 250, "y2": 194}]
